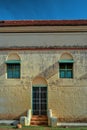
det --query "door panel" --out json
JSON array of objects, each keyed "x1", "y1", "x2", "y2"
[{"x1": 32, "y1": 87, "x2": 47, "y2": 115}]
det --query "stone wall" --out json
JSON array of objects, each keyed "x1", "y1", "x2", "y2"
[{"x1": 0, "y1": 49, "x2": 87, "y2": 121}]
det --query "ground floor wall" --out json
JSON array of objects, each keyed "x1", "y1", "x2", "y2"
[
  {"x1": 0, "y1": 85, "x2": 31, "y2": 119},
  {"x1": 0, "y1": 78, "x2": 87, "y2": 122},
  {"x1": 48, "y1": 85, "x2": 87, "y2": 122},
  {"x1": 0, "y1": 49, "x2": 87, "y2": 122},
  {"x1": 48, "y1": 75, "x2": 87, "y2": 122}
]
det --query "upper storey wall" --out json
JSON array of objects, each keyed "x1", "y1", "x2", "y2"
[
  {"x1": 0, "y1": 32, "x2": 87, "y2": 47},
  {"x1": 0, "y1": 20, "x2": 87, "y2": 48}
]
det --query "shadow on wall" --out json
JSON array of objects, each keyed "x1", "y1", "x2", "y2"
[
  {"x1": 37, "y1": 61, "x2": 58, "y2": 80},
  {"x1": 79, "y1": 72, "x2": 87, "y2": 79},
  {"x1": 0, "y1": 63, "x2": 6, "y2": 77}
]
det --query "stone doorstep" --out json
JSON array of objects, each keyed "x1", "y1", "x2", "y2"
[
  {"x1": 57, "y1": 122, "x2": 87, "y2": 127},
  {"x1": 0, "y1": 120, "x2": 19, "y2": 125},
  {"x1": 30, "y1": 115, "x2": 48, "y2": 126}
]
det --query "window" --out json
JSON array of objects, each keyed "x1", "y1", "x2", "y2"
[
  {"x1": 6, "y1": 53, "x2": 21, "y2": 79},
  {"x1": 59, "y1": 63, "x2": 73, "y2": 78},
  {"x1": 7, "y1": 63, "x2": 20, "y2": 78},
  {"x1": 59, "y1": 52, "x2": 74, "y2": 78}
]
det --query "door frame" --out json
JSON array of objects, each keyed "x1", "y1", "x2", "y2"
[{"x1": 32, "y1": 85, "x2": 48, "y2": 115}]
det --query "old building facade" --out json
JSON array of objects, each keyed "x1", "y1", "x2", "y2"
[{"x1": 0, "y1": 20, "x2": 87, "y2": 123}]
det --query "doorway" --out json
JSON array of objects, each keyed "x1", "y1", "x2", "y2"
[{"x1": 32, "y1": 86, "x2": 47, "y2": 115}]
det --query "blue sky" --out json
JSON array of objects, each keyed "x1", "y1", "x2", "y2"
[{"x1": 0, "y1": 0, "x2": 87, "y2": 20}]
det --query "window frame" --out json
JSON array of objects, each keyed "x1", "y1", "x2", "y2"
[
  {"x1": 6, "y1": 60, "x2": 21, "y2": 79},
  {"x1": 59, "y1": 62, "x2": 73, "y2": 79}
]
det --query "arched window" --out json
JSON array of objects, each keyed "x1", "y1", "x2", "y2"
[
  {"x1": 5, "y1": 53, "x2": 21, "y2": 79},
  {"x1": 59, "y1": 53, "x2": 74, "y2": 78}
]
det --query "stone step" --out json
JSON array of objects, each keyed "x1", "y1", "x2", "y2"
[
  {"x1": 30, "y1": 115, "x2": 48, "y2": 126},
  {"x1": 30, "y1": 121, "x2": 48, "y2": 126},
  {"x1": 31, "y1": 117, "x2": 48, "y2": 121}
]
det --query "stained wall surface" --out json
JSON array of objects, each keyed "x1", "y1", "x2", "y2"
[
  {"x1": 0, "y1": 32, "x2": 87, "y2": 47},
  {"x1": 0, "y1": 32, "x2": 87, "y2": 122}
]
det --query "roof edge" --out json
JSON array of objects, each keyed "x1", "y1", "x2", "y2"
[{"x1": 0, "y1": 20, "x2": 87, "y2": 27}]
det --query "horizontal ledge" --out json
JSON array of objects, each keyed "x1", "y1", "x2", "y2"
[
  {"x1": 33, "y1": 85, "x2": 47, "y2": 87},
  {"x1": 5, "y1": 60, "x2": 21, "y2": 64},
  {"x1": 0, "y1": 47, "x2": 87, "y2": 51},
  {"x1": 58, "y1": 60, "x2": 74, "y2": 63},
  {"x1": 0, "y1": 26, "x2": 87, "y2": 33}
]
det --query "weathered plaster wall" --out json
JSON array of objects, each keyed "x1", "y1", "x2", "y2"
[
  {"x1": 0, "y1": 32, "x2": 87, "y2": 47},
  {"x1": 0, "y1": 85, "x2": 31, "y2": 119},
  {"x1": 0, "y1": 49, "x2": 87, "y2": 121},
  {"x1": 48, "y1": 78, "x2": 87, "y2": 122}
]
